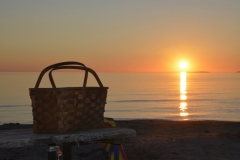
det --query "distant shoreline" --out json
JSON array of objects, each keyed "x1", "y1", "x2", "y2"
[{"x1": 187, "y1": 71, "x2": 210, "y2": 73}]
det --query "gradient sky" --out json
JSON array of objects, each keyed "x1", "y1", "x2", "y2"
[{"x1": 1, "y1": 0, "x2": 239, "y2": 72}]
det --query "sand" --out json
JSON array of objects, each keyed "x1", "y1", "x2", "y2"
[
  {"x1": 117, "y1": 120, "x2": 240, "y2": 160},
  {"x1": 1, "y1": 120, "x2": 240, "y2": 160}
]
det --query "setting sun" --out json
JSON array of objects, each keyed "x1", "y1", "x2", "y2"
[{"x1": 179, "y1": 61, "x2": 188, "y2": 70}]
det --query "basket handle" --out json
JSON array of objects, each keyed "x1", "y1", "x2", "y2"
[
  {"x1": 34, "y1": 61, "x2": 87, "y2": 88},
  {"x1": 48, "y1": 66, "x2": 104, "y2": 88}
]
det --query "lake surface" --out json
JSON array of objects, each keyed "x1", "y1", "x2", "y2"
[{"x1": 0, "y1": 72, "x2": 239, "y2": 124}]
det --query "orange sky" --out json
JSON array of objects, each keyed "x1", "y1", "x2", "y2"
[{"x1": 0, "y1": 1, "x2": 239, "y2": 72}]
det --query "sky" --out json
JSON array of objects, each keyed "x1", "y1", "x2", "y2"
[{"x1": 0, "y1": 0, "x2": 240, "y2": 72}]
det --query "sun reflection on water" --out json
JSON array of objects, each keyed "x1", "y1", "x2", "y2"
[{"x1": 179, "y1": 72, "x2": 189, "y2": 118}]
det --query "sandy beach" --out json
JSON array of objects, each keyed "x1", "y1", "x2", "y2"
[
  {"x1": 117, "y1": 120, "x2": 240, "y2": 160},
  {"x1": 1, "y1": 120, "x2": 240, "y2": 160}
]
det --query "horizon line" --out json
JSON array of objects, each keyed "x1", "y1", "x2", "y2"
[{"x1": 0, "y1": 71, "x2": 239, "y2": 73}]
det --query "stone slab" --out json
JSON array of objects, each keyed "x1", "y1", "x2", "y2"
[{"x1": 0, "y1": 127, "x2": 136, "y2": 148}]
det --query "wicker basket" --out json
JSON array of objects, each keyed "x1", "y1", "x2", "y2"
[{"x1": 29, "y1": 62, "x2": 108, "y2": 134}]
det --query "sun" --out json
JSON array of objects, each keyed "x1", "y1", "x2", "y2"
[{"x1": 179, "y1": 61, "x2": 188, "y2": 69}]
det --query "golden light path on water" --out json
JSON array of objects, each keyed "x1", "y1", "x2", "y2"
[{"x1": 180, "y1": 72, "x2": 189, "y2": 118}]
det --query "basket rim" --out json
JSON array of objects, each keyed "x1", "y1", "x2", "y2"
[{"x1": 29, "y1": 87, "x2": 109, "y2": 90}]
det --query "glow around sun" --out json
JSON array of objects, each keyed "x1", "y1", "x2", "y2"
[{"x1": 179, "y1": 61, "x2": 188, "y2": 70}]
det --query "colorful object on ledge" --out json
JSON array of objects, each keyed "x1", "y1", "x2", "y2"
[
  {"x1": 103, "y1": 118, "x2": 127, "y2": 160},
  {"x1": 104, "y1": 117, "x2": 117, "y2": 128}
]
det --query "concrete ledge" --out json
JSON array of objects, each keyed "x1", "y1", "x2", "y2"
[{"x1": 0, "y1": 127, "x2": 136, "y2": 148}]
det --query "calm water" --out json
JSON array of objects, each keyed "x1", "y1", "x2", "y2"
[{"x1": 0, "y1": 72, "x2": 240, "y2": 124}]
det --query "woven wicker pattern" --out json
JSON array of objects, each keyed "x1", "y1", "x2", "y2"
[{"x1": 30, "y1": 87, "x2": 108, "y2": 134}]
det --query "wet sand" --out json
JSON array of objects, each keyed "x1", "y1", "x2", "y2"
[
  {"x1": 117, "y1": 120, "x2": 240, "y2": 160},
  {"x1": 1, "y1": 120, "x2": 240, "y2": 160}
]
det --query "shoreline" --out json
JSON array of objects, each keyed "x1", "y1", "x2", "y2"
[
  {"x1": 115, "y1": 118, "x2": 240, "y2": 122},
  {"x1": 1, "y1": 120, "x2": 240, "y2": 160},
  {"x1": 2, "y1": 118, "x2": 240, "y2": 126}
]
